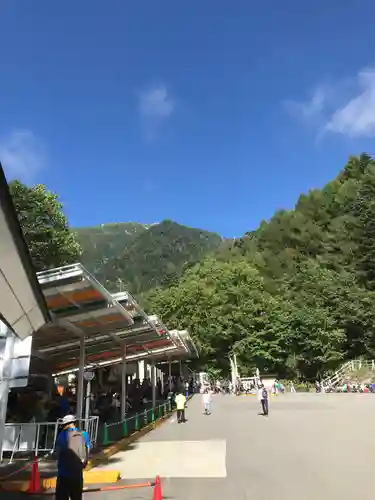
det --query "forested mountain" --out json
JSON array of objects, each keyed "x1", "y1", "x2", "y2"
[
  {"x1": 76, "y1": 220, "x2": 222, "y2": 294},
  {"x1": 75, "y1": 222, "x2": 149, "y2": 281},
  {"x1": 148, "y1": 154, "x2": 375, "y2": 380}
]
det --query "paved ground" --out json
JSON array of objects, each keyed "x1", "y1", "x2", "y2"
[{"x1": 89, "y1": 392, "x2": 375, "y2": 500}]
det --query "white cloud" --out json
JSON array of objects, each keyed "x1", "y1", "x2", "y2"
[
  {"x1": 138, "y1": 83, "x2": 175, "y2": 140},
  {"x1": 325, "y1": 69, "x2": 375, "y2": 138},
  {"x1": 285, "y1": 67, "x2": 375, "y2": 139},
  {"x1": 0, "y1": 129, "x2": 46, "y2": 183},
  {"x1": 139, "y1": 83, "x2": 174, "y2": 118},
  {"x1": 284, "y1": 85, "x2": 328, "y2": 122}
]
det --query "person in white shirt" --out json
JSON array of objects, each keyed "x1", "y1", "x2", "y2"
[
  {"x1": 257, "y1": 383, "x2": 269, "y2": 416},
  {"x1": 202, "y1": 388, "x2": 212, "y2": 415}
]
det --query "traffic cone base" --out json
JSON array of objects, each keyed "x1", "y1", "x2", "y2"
[
  {"x1": 28, "y1": 455, "x2": 41, "y2": 493},
  {"x1": 153, "y1": 474, "x2": 162, "y2": 500}
]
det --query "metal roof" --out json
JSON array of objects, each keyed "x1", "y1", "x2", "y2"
[
  {"x1": 0, "y1": 164, "x2": 50, "y2": 339},
  {"x1": 33, "y1": 263, "x2": 195, "y2": 373}
]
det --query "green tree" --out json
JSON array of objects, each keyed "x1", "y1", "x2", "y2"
[
  {"x1": 9, "y1": 181, "x2": 81, "y2": 271},
  {"x1": 149, "y1": 256, "x2": 288, "y2": 376},
  {"x1": 147, "y1": 154, "x2": 375, "y2": 380}
]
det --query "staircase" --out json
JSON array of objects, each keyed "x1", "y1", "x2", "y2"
[{"x1": 322, "y1": 360, "x2": 375, "y2": 387}]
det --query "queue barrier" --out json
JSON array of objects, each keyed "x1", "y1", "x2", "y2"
[
  {"x1": 25, "y1": 471, "x2": 162, "y2": 498},
  {"x1": 101, "y1": 402, "x2": 171, "y2": 445},
  {"x1": 1, "y1": 416, "x2": 99, "y2": 463}
]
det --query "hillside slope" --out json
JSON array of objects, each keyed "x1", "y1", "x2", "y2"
[
  {"x1": 76, "y1": 220, "x2": 222, "y2": 293},
  {"x1": 75, "y1": 222, "x2": 149, "y2": 279}
]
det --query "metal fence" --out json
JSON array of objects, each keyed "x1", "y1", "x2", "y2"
[
  {"x1": 100, "y1": 402, "x2": 172, "y2": 445},
  {"x1": 1, "y1": 416, "x2": 99, "y2": 463}
]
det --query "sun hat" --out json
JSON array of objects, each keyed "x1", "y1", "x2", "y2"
[{"x1": 60, "y1": 414, "x2": 77, "y2": 426}]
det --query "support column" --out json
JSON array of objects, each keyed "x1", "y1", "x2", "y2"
[
  {"x1": 135, "y1": 361, "x2": 140, "y2": 380},
  {"x1": 143, "y1": 361, "x2": 148, "y2": 381},
  {"x1": 76, "y1": 336, "x2": 85, "y2": 420},
  {"x1": 0, "y1": 324, "x2": 15, "y2": 461},
  {"x1": 121, "y1": 345, "x2": 127, "y2": 417},
  {"x1": 138, "y1": 360, "x2": 144, "y2": 383},
  {"x1": 98, "y1": 368, "x2": 103, "y2": 389},
  {"x1": 84, "y1": 377, "x2": 91, "y2": 421},
  {"x1": 179, "y1": 360, "x2": 182, "y2": 377},
  {"x1": 168, "y1": 359, "x2": 172, "y2": 392},
  {"x1": 151, "y1": 359, "x2": 156, "y2": 408},
  {"x1": 160, "y1": 367, "x2": 164, "y2": 394}
]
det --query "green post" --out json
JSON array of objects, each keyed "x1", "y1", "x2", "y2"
[
  {"x1": 102, "y1": 423, "x2": 109, "y2": 446},
  {"x1": 151, "y1": 408, "x2": 155, "y2": 424},
  {"x1": 144, "y1": 408, "x2": 148, "y2": 426},
  {"x1": 135, "y1": 413, "x2": 139, "y2": 431},
  {"x1": 122, "y1": 418, "x2": 128, "y2": 437}
]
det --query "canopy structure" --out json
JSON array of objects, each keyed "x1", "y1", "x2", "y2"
[
  {"x1": 34, "y1": 263, "x2": 188, "y2": 373},
  {"x1": 0, "y1": 164, "x2": 49, "y2": 340}
]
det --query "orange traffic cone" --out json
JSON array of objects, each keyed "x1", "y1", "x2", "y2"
[
  {"x1": 27, "y1": 455, "x2": 41, "y2": 493},
  {"x1": 153, "y1": 475, "x2": 162, "y2": 500}
]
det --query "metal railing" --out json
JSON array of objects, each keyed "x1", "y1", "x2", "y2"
[
  {"x1": 322, "y1": 359, "x2": 375, "y2": 388},
  {"x1": 1, "y1": 416, "x2": 99, "y2": 463},
  {"x1": 100, "y1": 402, "x2": 173, "y2": 446}
]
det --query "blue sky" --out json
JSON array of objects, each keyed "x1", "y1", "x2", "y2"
[{"x1": 1, "y1": 0, "x2": 375, "y2": 237}]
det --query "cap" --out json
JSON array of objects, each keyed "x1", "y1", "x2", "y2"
[{"x1": 60, "y1": 414, "x2": 76, "y2": 426}]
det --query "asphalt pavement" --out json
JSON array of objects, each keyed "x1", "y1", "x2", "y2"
[
  {"x1": 3, "y1": 393, "x2": 374, "y2": 500},
  {"x1": 88, "y1": 391, "x2": 375, "y2": 500}
]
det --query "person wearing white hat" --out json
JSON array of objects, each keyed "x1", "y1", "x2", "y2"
[{"x1": 55, "y1": 415, "x2": 90, "y2": 500}]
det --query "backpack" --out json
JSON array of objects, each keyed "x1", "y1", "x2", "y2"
[
  {"x1": 262, "y1": 387, "x2": 268, "y2": 400},
  {"x1": 64, "y1": 430, "x2": 88, "y2": 473}
]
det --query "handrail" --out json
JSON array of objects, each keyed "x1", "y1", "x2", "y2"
[
  {"x1": 0, "y1": 416, "x2": 99, "y2": 463},
  {"x1": 322, "y1": 359, "x2": 375, "y2": 387}
]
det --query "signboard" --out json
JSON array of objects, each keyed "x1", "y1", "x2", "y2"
[{"x1": 84, "y1": 371, "x2": 95, "y2": 382}]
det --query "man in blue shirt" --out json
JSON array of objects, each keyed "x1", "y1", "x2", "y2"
[{"x1": 55, "y1": 414, "x2": 90, "y2": 500}]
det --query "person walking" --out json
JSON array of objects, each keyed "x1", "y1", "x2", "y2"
[
  {"x1": 257, "y1": 383, "x2": 269, "y2": 416},
  {"x1": 55, "y1": 414, "x2": 90, "y2": 500},
  {"x1": 202, "y1": 388, "x2": 212, "y2": 415},
  {"x1": 175, "y1": 391, "x2": 187, "y2": 423}
]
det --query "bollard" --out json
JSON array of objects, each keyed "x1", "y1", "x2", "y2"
[
  {"x1": 122, "y1": 418, "x2": 128, "y2": 437},
  {"x1": 151, "y1": 408, "x2": 155, "y2": 425},
  {"x1": 135, "y1": 413, "x2": 139, "y2": 431},
  {"x1": 144, "y1": 408, "x2": 148, "y2": 425},
  {"x1": 102, "y1": 423, "x2": 109, "y2": 446}
]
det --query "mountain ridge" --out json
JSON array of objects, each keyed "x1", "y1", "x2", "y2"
[{"x1": 75, "y1": 219, "x2": 222, "y2": 294}]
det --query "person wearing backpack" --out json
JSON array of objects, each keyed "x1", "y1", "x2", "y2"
[
  {"x1": 257, "y1": 383, "x2": 269, "y2": 416},
  {"x1": 55, "y1": 414, "x2": 90, "y2": 500}
]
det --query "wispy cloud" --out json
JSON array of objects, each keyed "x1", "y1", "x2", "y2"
[
  {"x1": 284, "y1": 67, "x2": 375, "y2": 139},
  {"x1": 138, "y1": 83, "x2": 175, "y2": 140},
  {"x1": 284, "y1": 85, "x2": 329, "y2": 123},
  {"x1": 0, "y1": 129, "x2": 46, "y2": 183},
  {"x1": 325, "y1": 69, "x2": 375, "y2": 138}
]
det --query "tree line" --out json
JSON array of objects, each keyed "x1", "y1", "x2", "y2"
[{"x1": 147, "y1": 154, "x2": 375, "y2": 379}]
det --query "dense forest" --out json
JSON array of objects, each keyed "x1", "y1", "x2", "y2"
[
  {"x1": 76, "y1": 220, "x2": 222, "y2": 294},
  {"x1": 147, "y1": 154, "x2": 375, "y2": 379}
]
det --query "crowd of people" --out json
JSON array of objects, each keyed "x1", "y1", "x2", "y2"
[
  {"x1": 5, "y1": 374, "x2": 197, "y2": 425},
  {"x1": 316, "y1": 379, "x2": 375, "y2": 393}
]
